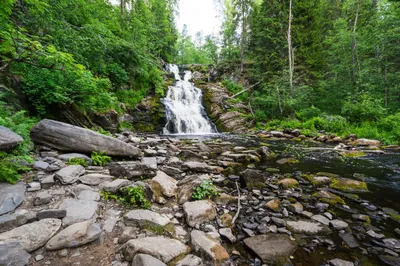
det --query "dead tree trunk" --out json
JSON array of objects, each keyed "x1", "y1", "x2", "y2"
[{"x1": 287, "y1": 0, "x2": 294, "y2": 95}]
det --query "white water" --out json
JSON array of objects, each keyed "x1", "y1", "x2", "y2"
[{"x1": 162, "y1": 64, "x2": 217, "y2": 134}]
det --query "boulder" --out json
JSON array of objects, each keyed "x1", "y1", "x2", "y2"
[
  {"x1": 328, "y1": 258, "x2": 355, "y2": 266},
  {"x1": 79, "y1": 174, "x2": 114, "y2": 186},
  {"x1": 0, "y1": 218, "x2": 61, "y2": 252},
  {"x1": 286, "y1": 220, "x2": 331, "y2": 235},
  {"x1": 240, "y1": 169, "x2": 268, "y2": 188},
  {"x1": 181, "y1": 162, "x2": 223, "y2": 174},
  {"x1": 330, "y1": 179, "x2": 368, "y2": 192},
  {"x1": 353, "y1": 138, "x2": 381, "y2": 147},
  {"x1": 176, "y1": 254, "x2": 204, "y2": 266},
  {"x1": 244, "y1": 234, "x2": 297, "y2": 264},
  {"x1": 123, "y1": 210, "x2": 170, "y2": 227},
  {"x1": 46, "y1": 221, "x2": 101, "y2": 250},
  {"x1": 122, "y1": 236, "x2": 189, "y2": 262},
  {"x1": 313, "y1": 190, "x2": 345, "y2": 205},
  {"x1": 132, "y1": 254, "x2": 167, "y2": 266},
  {"x1": 177, "y1": 175, "x2": 211, "y2": 204},
  {"x1": 30, "y1": 119, "x2": 141, "y2": 157},
  {"x1": 0, "y1": 126, "x2": 23, "y2": 151},
  {"x1": 265, "y1": 199, "x2": 281, "y2": 212},
  {"x1": 329, "y1": 220, "x2": 349, "y2": 230},
  {"x1": 59, "y1": 198, "x2": 98, "y2": 226},
  {"x1": 0, "y1": 240, "x2": 31, "y2": 266},
  {"x1": 190, "y1": 230, "x2": 229, "y2": 265},
  {"x1": 55, "y1": 165, "x2": 85, "y2": 184},
  {"x1": 58, "y1": 153, "x2": 92, "y2": 164},
  {"x1": 183, "y1": 200, "x2": 217, "y2": 227},
  {"x1": 151, "y1": 171, "x2": 178, "y2": 202},
  {"x1": 108, "y1": 161, "x2": 157, "y2": 180},
  {"x1": 278, "y1": 178, "x2": 299, "y2": 189},
  {"x1": 0, "y1": 182, "x2": 25, "y2": 216}
]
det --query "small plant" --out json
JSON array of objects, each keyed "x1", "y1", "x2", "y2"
[
  {"x1": 192, "y1": 180, "x2": 220, "y2": 200},
  {"x1": 66, "y1": 157, "x2": 89, "y2": 167},
  {"x1": 100, "y1": 186, "x2": 151, "y2": 209},
  {"x1": 0, "y1": 153, "x2": 31, "y2": 184},
  {"x1": 91, "y1": 151, "x2": 112, "y2": 166}
]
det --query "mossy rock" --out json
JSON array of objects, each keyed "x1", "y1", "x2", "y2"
[
  {"x1": 277, "y1": 178, "x2": 299, "y2": 189},
  {"x1": 302, "y1": 174, "x2": 332, "y2": 186},
  {"x1": 316, "y1": 172, "x2": 339, "y2": 178},
  {"x1": 313, "y1": 190, "x2": 345, "y2": 205},
  {"x1": 265, "y1": 199, "x2": 281, "y2": 212},
  {"x1": 330, "y1": 178, "x2": 368, "y2": 192},
  {"x1": 340, "y1": 150, "x2": 366, "y2": 158},
  {"x1": 266, "y1": 168, "x2": 280, "y2": 173},
  {"x1": 218, "y1": 213, "x2": 233, "y2": 227},
  {"x1": 276, "y1": 158, "x2": 299, "y2": 165}
]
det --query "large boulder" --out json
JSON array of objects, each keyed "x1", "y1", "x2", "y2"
[
  {"x1": 183, "y1": 200, "x2": 217, "y2": 227},
  {"x1": 30, "y1": 119, "x2": 141, "y2": 158},
  {"x1": 0, "y1": 126, "x2": 23, "y2": 151},
  {"x1": 151, "y1": 171, "x2": 178, "y2": 202},
  {"x1": 0, "y1": 182, "x2": 26, "y2": 216},
  {"x1": 108, "y1": 161, "x2": 157, "y2": 180},
  {"x1": 59, "y1": 198, "x2": 98, "y2": 226},
  {"x1": 190, "y1": 230, "x2": 229, "y2": 265},
  {"x1": 0, "y1": 240, "x2": 31, "y2": 266}
]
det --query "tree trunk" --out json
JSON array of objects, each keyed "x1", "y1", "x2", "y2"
[
  {"x1": 240, "y1": 1, "x2": 246, "y2": 73},
  {"x1": 288, "y1": 0, "x2": 294, "y2": 95},
  {"x1": 351, "y1": 0, "x2": 360, "y2": 87}
]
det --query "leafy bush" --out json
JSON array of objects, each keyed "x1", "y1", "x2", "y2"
[
  {"x1": 192, "y1": 180, "x2": 220, "y2": 200},
  {"x1": 222, "y1": 79, "x2": 248, "y2": 101},
  {"x1": 341, "y1": 95, "x2": 386, "y2": 123},
  {"x1": 296, "y1": 106, "x2": 321, "y2": 121},
  {"x1": 303, "y1": 116, "x2": 326, "y2": 130},
  {"x1": 101, "y1": 186, "x2": 151, "y2": 209},
  {"x1": 91, "y1": 151, "x2": 112, "y2": 166},
  {"x1": 0, "y1": 152, "x2": 31, "y2": 184},
  {"x1": 324, "y1": 115, "x2": 348, "y2": 132},
  {"x1": 66, "y1": 158, "x2": 89, "y2": 167}
]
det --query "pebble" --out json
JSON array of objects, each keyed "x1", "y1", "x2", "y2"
[{"x1": 35, "y1": 255, "x2": 44, "y2": 261}]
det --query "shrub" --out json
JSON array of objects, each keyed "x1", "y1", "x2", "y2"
[
  {"x1": 341, "y1": 95, "x2": 386, "y2": 123},
  {"x1": 0, "y1": 153, "x2": 31, "y2": 184},
  {"x1": 101, "y1": 186, "x2": 151, "y2": 209},
  {"x1": 91, "y1": 151, "x2": 112, "y2": 166},
  {"x1": 324, "y1": 115, "x2": 348, "y2": 133},
  {"x1": 296, "y1": 106, "x2": 321, "y2": 121},
  {"x1": 66, "y1": 158, "x2": 89, "y2": 167},
  {"x1": 192, "y1": 180, "x2": 220, "y2": 200}
]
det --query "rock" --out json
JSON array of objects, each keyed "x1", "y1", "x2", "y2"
[
  {"x1": 190, "y1": 230, "x2": 229, "y2": 265},
  {"x1": 352, "y1": 214, "x2": 371, "y2": 223},
  {"x1": 55, "y1": 165, "x2": 85, "y2": 184},
  {"x1": 181, "y1": 162, "x2": 223, "y2": 174},
  {"x1": 108, "y1": 161, "x2": 157, "y2": 179},
  {"x1": 289, "y1": 202, "x2": 304, "y2": 214},
  {"x1": 0, "y1": 126, "x2": 23, "y2": 151},
  {"x1": 101, "y1": 179, "x2": 130, "y2": 193},
  {"x1": 35, "y1": 254, "x2": 44, "y2": 261},
  {"x1": 217, "y1": 213, "x2": 233, "y2": 228},
  {"x1": 79, "y1": 174, "x2": 114, "y2": 186},
  {"x1": 353, "y1": 138, "x2": 381, "y2": 147},
  {"x1": 34, "y1": 190, "x2": 52, "y2": 205},
  {"x1": 103, "y1": 209, "x2": 121, "y2": 233},
  {"x1": 176, "y1": 254, "x2": 204, "y2": 266},
  {"x1": 312, "y1": 214, "x2": 330, "y2": 225},
  {"x1": 142, "y1": 157, "x2": 158, "y2": 169},
  {"x1": 46, "y1": 221, "x2": 101, "y2": 250},
  {"x1": 367, "y1": 230, "x2": 385, "y2": 239},
  {"x1": 0, "y1": 210, "x2": 36, "y2": 233},
  {"x1": 244, "y1": 234, "x2": 297, "y2": 264},
  {"x1": 77, "y1": 190, "x2": 100, "y2": 201},
  {"x1": 214, "y1": 193, "x2": 237, "y2": 205},
  {"x1": 151, "y1": 171, "x2": 178, "y2": 202},
  {"x1": 37, "y1": 209, "x2": 67, "y2": 220},
  {"x1": 124, "y1": 210, "x2": 170, "y2": 227},
  {"x1": 328, "y1": 258, "x2": 355, "y2": 266},
  {"x1": 33, "y1": 161, "x2": 50, "y2": 171},
  {"x1": 331, "y1": 179, "x2": 368, "y2": 192},
  {"x1": 306, "y1": 175, "x2": 332, "y2": 186},
  {"x1": 27, "y1": 182, "x2": 41, "y2": 192},
  {"x1": 122, "y1": 237, "x2": 189, "y2": 262},
  {"x1": 265, "y1": 199, "x2": 281, "y2": 212},
  {"x1": 132, "y1": 254, "x2": 167, "y2": 266},
  {"x1": 383, "y1": 238, "x2": 400, "y2": 250},
  {"x1": 313, "y1": 190, "x2": 345, "y2": 205},
  {"x1": 58, "y1": 153, "x2": 92, "y2": 164},
  {"x1": 0, "y1": 182, "x2": 25, "y2": 215},
  {"x1": 286, "y1": 220, "x2": 331, "y2": 235},
  {"x1": 183, "y1": 200, "x2": 217, "y2": 227},
  {"x1": 379, "y1": 255, "x2": 400, "y2": 266},
  {"x1": 59, "y1": 198, "x2": 98, "y2": 226},
  {"x1": 40, "y1": 174, "x2": 55, "y2": 189},
  {"x1": 338, "y1": 233, "x2": 359, "y2": 248},
  {"x1": 31, "y1": 119, "x2": 141, "y2": 157},
  {"x1": 178, "y1": 175, "x2": 211, "y2": 204},
  {"x1": 329, "y1": 220, "x2": 349, "y2": 230},
  {"x1": 0, "y1": 218, "x2": 61, "y2": 252},
  {"x1": 240, "y1": 169, "x2": 268, "y2": 188},
  {"x1": 278, "y1": 178, "x2": 299, "y2": 189},
  {"x1": 219, "y1": 228, "x2": 236, "y2": 243},
  {"x1": 0, "y1": 240, "x2": 31, "y2": 266},
  {"x1": 276, "y1": 158, "x2": 299, "y2": 165}
]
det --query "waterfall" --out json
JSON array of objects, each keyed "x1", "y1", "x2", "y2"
[{"x1": 162, "y1": 64, "x2": 217, "y2": 134}]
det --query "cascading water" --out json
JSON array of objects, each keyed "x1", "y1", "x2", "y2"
[{"x1": 162, "y1": 64, "x2": 217, "y2": 134}]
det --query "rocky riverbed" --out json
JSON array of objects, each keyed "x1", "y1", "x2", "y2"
[{"x1": 1, "y1": 120, "x2": 400, "y2": 266}]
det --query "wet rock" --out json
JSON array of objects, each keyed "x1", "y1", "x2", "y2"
[
  {"x1": 329, "y1": 220, "x2": 349, "y2": 230},
  {"x1": 0, "y1": 218, "x2": 61, "y2": 252},
  {"x1": 37, "y1": 209, "x2": 66, "y2": 220},
  {"x1": 289, "y1": 202, "x2": 304, "y2": 214},
  {"x1": 58, "y1": 153, "x2": 92, "y2": 164},
  {"x1": 257, "y1": 146, "x2": 276, "y2": 160},
  {"x1": 59, "y1": 198, "x2": 98, "y2": 226},
  {"x1": 379, "y1": 255, "x2": 400, "y2": 266},
  {"x1": 181, "y1": 161, "x2": 223, "y2": 174},
  {"x1": 312, "y1": 214, "x2": 330, "y2": 225},
  {"x1": 328, "y1": 258, "x2": 355, "y2": 266},
  {"x1": 190, "y1": 230, "x2": 229, "y2": 265},
  {"x1": 124, "y1": 210, "x2": 170, "y2": 227},
  {"x1": 177, "y1": 175, "x2": 211, "y2": 204},
  {"x1": 0, "y1": 240, "x2": 31, "y2": 266},
  {"x1": 286, "y1": 220, "x2": 331, "y2": 235},
  {"x1": 331, "y1": 179, "x2": 368, "y2": 192},
  {"x1": 0, "y1": 126, "x2": 24, "y2": 151},
  {"x1": 353, "y1": 138, "x2": 381, "y2": 147},
  {"x1": 34, "y1": 190, "x2": 52, "y2": 205},
  {"x1": 0, "y1": 182, "x2": 26, "y2": 215},
  {"x1": 31, "y1": 119, "x2": 142, "y2": 157},
  {"x1": 122, "y1": 236, "x2": 189, "y2": 263},
  {"x1": 352, "y1": 214, "x2": 371, "y2": 223},
  {"x1": 79, "y1": 174, "x2": 114, "y2": 186},
  {"x1": 313, "y1": 190, "x2": 345, "y2": 205},
  {"x1": 183, "y1": 200, "x2": 217, "y2": 227},
  {"x1": 176, "y1": 254, "x2": 204, "y2": 266},
  {"x1": 307, "y1": 175, "x2": 332, "y2": 186},
  {"x1": 55, "y1": 165, "x2": 85, "y2": 184},
  {"x1": 278, "y1": 178, "x2": 299, "y2": 189},
  {"x1": 367, "y1": 230, "x2": 385, "y2": 239},
  {"x1": 383, "y1": 239, "x2": 400, "y2": 251},
  {"x1": 151, "y1": 171, "x2": 178, "y2": 202},
  {"x1": 339, "y1": 233, "x2": 359, "y2": 248},
  {"x1": 244, "y1": 234, "x2": 297, "y2": 264},
  {"x1": 240, "y1": 169, "x2": 268, "y2": 188},
  {"x1": 132, "y1": 254, "x2": 167, "y2": 266},
  {"x1": 265, "y1": 199, "x2": 281, "y2": 212},
  {"x1": 276, "y1": 158, "x2": 299, "y2": 165},
  {"x1": 219, "y1": 228, "x2": 236, "y2": 243},
  {"x1": 108, "y1": 161, "x2": 157, "y2": 180},
  {"x1": 46, "y1": 221, "x2": 101, "y2": 250}
]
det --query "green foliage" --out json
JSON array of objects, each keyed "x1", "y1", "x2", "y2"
[
  {"x1": 101, "y1": 186, "x2": 151, "y2": 209},
  {"x1": 91, "y1": 151, "x2": 111, "y2": 166},
  {"x1": 296, "y1": 106, "x2": 321, "y2": 121},
  {"x1": 341, "y1": 95, "x2": 386, "y2": 123},
  {"x1": 192, "y1": 180, "x2": 220, "y2": 200},
  {"x1": 66, "y1": 158, "x2": 89, "y2": 167}
]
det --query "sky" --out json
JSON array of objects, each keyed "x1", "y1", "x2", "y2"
[{"x1": 176, "y1": 0, "x2": 222, "y2": 38}]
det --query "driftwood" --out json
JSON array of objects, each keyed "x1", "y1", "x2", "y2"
[
  {"x1": 231, "y1": 181, "x2": 242, "y2": 225},
  {"x1": 229, "y1": 82, "x2": 260, "y2": 99}
]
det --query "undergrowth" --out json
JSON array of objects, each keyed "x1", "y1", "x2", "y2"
[
  {"x1": 66, "y1": 158, "x2": 89, "y2": 167},
  {"x1": 101, "y1": 186, "x2": 151, "y2": 209},
  {"x1": 192, "y1": 180, "x2": 220, "y2": 200},
  {"x1": 91, "y1": 151, "x2": 112, "y2": 166}
]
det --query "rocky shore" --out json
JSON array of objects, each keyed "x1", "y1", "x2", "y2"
[{"x1": 1, "y1": 120, "x2": 400, "y2": 266}]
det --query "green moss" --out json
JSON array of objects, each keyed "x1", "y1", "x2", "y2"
[
  {"x1": 313, "y1": 190, "x2": 345, "y2": 205},
  {"x1": 340, "y1": 150, "x2": 366, "y2": 158},
  {"x1": 276, "y1": 158, "x2": 299, "y2": 165},
  {"x1": 330, "y1": 178, "x2": 368, "y2": 192},
  {"x1": 316, "y1": 172, "x2": 339, "y2": 178},
  {"x1": 144, "y1": 222, "x2": 176, "y2": 237},
  {"x1": 266, "y1": 168, "x2": 280, "y2": 173}
]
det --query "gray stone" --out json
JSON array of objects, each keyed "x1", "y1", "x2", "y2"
[
  {"x1": 132, "y1": 254, "x2": 167, "y2": 266},
  {"x1": 103, "y1": 209, "x2": 121, "y2": 233},
  {"x1": 27, "y1": 182, "x2": 41, "y2": 192},
  {"x1": 37, "y1": 209, "x2": 67, "y2": 220},
  {"x1": 240, "y1": 169, "x2": 268, "y2": 188},
  {"x1": 79, "y1": 174, "x2": 114, "y2": 186},
  {"x1": 30, "y1": 119, "x2": 142, "y2": 157},
  {"x1": 58, "y1": 153, "x2": 92, "y2": 164},
  {"x1": 0, "y1": 240, "x2": 31, "y2": 266},
  {"x1": 0, "y1": 210, "x2": 36, "y2": 233},
  {"x1": 101, "y1": 179, "x2": 130, "y2": 193},
  {"x1": 122, "y1": 237, "x2": 189, "y2": 263},
  {"x1": 0, "y1": 218, "x2": 61, "y2": 252},
  {"x1": 379, "y1": 255, "x2": 400, "y2": 266},
  {"x1": 33, "y1": 161, "x2": 50, "y2": 171},
  {"x1": 108, "y1": 162, "x2": 157, "y2": 180},
  {"x1": 177, "y1": 175, "x2": 211, "y2": 204},
  {"x1": 330, "y1": 220, "x2": 349, "y2": 230},
  {"x1": 124, "y1": 210, "x2": 169, "y2": 227},
  {"x1": 219, "y1": 228, "x2": 236, "y2": 243},
  {"x1": 286, "y1": 220, "x2": 331, "y2": 235},
  {"x1": 383, "y1": 238, "x2": 400, "y2": 250},
  {"x1": 339, "y1": 233, "x2": 359, "y2": 248},
  {"x1": 0, "y1": 126, "x2": 23, "y2": 151},
  {"x1": 151, "y1": 171, "x2": 178, "y2": 201},
  {"x1": 46, "y1": 221, "x2": 101, "y2": 250},
  {"x1": 34, "y1": 190, "x2": 52, "y2": 205},
  {"x1": 244, "y1": 234, "x2": 298, "y2": 264},
  {"x1": 312, "y1": 214, "x2": 330, "y2": 225},
  {"x1": 77, "y1": 190, "x2": 100, "y2": 201},
  {"x1": 35, "y1": 254, "x2": 44, "y2": 261},
  {"x1": 183, "y1": 200, "x2": 217, "y2": 227},
  {"x1": 141, "y1": 157, "x2": 158, "y2": 169},
  {"x1": 367, "y1": 230, "x2": 385, "y2": 239},
  {"x1": 59, "y1": 198, "x2": 98, "y2": 226},
  {"x1": 176, "y1": 255, "x2": 204, "y2": 266},
  {"x1": 181, "y1": 162, "x2": 223, "y2": 174},
  {"x1": 118, "y1": 227, "x2": 137, "y2": 244},
  {"x1": 74, "y1": 184, "x2": 96, "y2": 194},
  {"x1": 55, "y1": 165, "x2": 85, "y2": 184},
  {"x1": 190, "y1": 230, "x2": 229, "y2": 265},
  {"x1": 328, "y1": 258, "x2": 355, "y2": 266},
  {"x1": 0, "y1": 182, "x2": 25, "y2": 215},
  {"x1": 40, "y1": 174, "x2": 55, "y2": 189}
]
